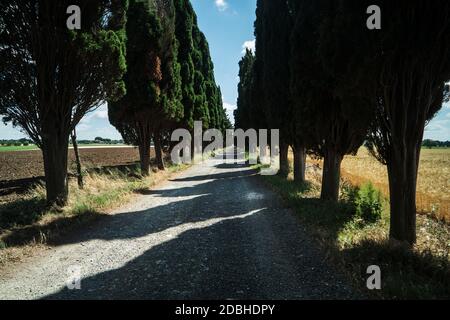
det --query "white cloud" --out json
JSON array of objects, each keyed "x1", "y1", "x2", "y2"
[
  {"x1": 91, "y1": 104, "x2": 108, "y2": 120},
  {"x1": 79, "y1": 103, "x2": 108, "y2": 126},
  {"x1": 424, "y1": 118, "x2": 450, "y2": 141},
  {"x1": 76, "y1": 123, "x2": 91, "y2": 133},
  {"x1": 241, "y1": 39, "x2": 255, "y2": 54},
  {"x1": 215, "y1": 0, "x2": 228, "y2": 11},
  {"x1": 223, "y1": 101, "x2": 237, "y2": 125}
]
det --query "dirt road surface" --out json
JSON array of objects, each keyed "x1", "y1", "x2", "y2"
[{"x1": 0, "y1": 150, "x2": 355, "y2": 299}]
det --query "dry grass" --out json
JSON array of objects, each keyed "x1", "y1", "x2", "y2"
[
  {"x1": 340, "y1": 148, "x2": 450, "y2": 222},
  {"x1": 0, "y1": 163, "x2": 189, "y2": 268},
  {"x1": 288, "y1": 147, "x2": 450, "y2": 222}
]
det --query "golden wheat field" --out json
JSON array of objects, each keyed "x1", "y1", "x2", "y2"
[
  {"x1": 339, "y1": 148, "x2": 450, "y2": 222},
  {"x1": 290, "y1": 148, "x2": 450, "y2": 222}
]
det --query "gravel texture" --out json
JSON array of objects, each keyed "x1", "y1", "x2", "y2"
[{"x1": 0, "y1": 150, "x2": 356, "y2": 300}]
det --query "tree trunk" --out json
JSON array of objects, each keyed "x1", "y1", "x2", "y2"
[
  {"x1": 137, "y1": 121, "x2": 151, "y2": 176},
  {"x1": 41, "y1": 132, "x2": 69, "y2": 207},
  {"x1": 138, "y1": 139, "x2": 150, "y2": 176},
  {"x1": 154, "y1": 130, "x2": 165, "y2": 170},
  {"x1": 387, "y1": 143, "x2": 420, "y2": 245},
  {"x1": 278, "y1": 141, "x2": 289, "y2": 177},
  {"x1": 320, "y1": 149, "x2": 343, "y2": 201},
  {"x1": 71, "y1": 128, "x2": 84, "y2": 189},
  {"x1": 293, "y1": 144, "x2": 306, "y2": 184}
]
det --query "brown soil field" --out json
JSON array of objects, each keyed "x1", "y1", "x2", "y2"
[{"x1": 0, "y1": 147, "x2": 152, "y2": 182}]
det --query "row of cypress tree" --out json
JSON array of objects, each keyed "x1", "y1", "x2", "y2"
[
  {"x1": 235, "y1": 0, "x2": 450, "y2": 245},
  {"x1": 108, "y1": 0, "x2": 230, "y2": 176},
  {"x1": 0, "y1": 0, "x2": 229, "y2": 207}
]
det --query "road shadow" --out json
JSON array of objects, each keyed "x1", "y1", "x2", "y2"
[
  {"x1": 41, "y1": 209, "x2": 290, "y2": 300},
  {"x1": 170, "y1": 168, "x2": 259, "y2": 182},
  {"x1": 42, "y1": 205, "x2": 355, "y2": 299},
  {"x1": 45, "y1": 167, "x2": 270, "y2": 247},
  {"x1": 2, "y1": 161, "x2": 266, "y2": 248}
]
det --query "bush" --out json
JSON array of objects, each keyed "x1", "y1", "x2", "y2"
[
  {"x1": 354, "y1": 182, "x2": 383, "y2": 224},
  {"x1": 341, "y1": 180, "x2": 359, "y2": 203},
  {"x1": 341, "y1": 181, "x2": 383, "y2": 224}
]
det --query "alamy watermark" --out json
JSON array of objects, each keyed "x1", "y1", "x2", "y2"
[
  {"x1": 367, "y1": 5, "x2": 381, "y2": 30},
  {"x1": 367, "y1": 265, "x2": 381, "y2": 290},
  {"x1": 171, "y1": 121, "x2": 280, "y2": 176},
  {"x1": 66, "y1": 5, "x2": 81, "y2": 30},
  {"x1": 66, "y1": 265, "x2": 82, "y2": 290}
]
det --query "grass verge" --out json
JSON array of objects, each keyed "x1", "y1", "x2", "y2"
[
  {"x1": 255, "y1": 165, "x2": 450, "y2": 299},
  {"x1": 0, "y1": 163, "x2": 189, "y2": 267}
]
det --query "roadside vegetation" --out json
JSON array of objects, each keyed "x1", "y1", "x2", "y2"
[{"x1": 256, "y1": 161, "x2": 450, "y2": 299}]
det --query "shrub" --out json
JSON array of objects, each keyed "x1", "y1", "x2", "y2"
[
  {"x1": 354, "y1": 182, "x2": 383, "y2": 224},
  {"x1": 340, "y1": 180, "x2": 359, "y2": 204}
]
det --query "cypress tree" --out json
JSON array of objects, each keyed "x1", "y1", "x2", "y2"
[
  {"x1": 254, "y1": 0, "x2": 300, "y2": 178},
  {"x1": 109, "y1": 0, "x2": 182, "y2": 175},
  {"x1": 235, "y1": 49, "x2": 256, "y2": 131},
  {"x1": 324, "y1": 0, "x2": 450, "y2": 243},
  {"x1": 0, "y1": 0, "x2": 128, "y2": 206},
  {"x1": 290, "y1": 0, "x2": 373, "y2": 201}
]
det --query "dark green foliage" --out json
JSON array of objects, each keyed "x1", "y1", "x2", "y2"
[
  {"x1": 235, "y1": 49, "x2": 256, "y2": 130},
  {"x1": 258, "y1": 0, "x2": 294, "y2": 140},
  {"x1": 173, "y1": 0, "x2": 228, "y2": 131},
  {"x1": 0, "y1": 0, "x2": 128, "y2": 146},
  {"x1": 354, "y1": 183, "x2": 383, "y2": 224},
  {"x1": 342, "y1": 182, "x2": 383, "y2": 225},
  {"x1": 422, "y1": 140, "x2": 450, "y2": 148},
  {"x1": 289, "y1": 0, "x2": 373, "y2": 200},
  {"x1": 109, "y1": 0, "x2": 229, "y2": 174},
  {"x1": 252, "y1": 0, "x2": 298, "y2": 176},
  {"x1": 108, "y1": 0, "x2": 182, "y2": 175}
]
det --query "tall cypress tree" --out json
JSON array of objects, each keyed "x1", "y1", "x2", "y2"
[
  {"x1": 289, "y1": 0, "x2": 373, "y2": 201},
  {"x1": 0, "y1": 0, "x2": 128, "y2": 206},
  {"x1": 109, "y1": 0, "x2": 182, "y2": 175},
  {"x1": 173, "y1": 0, "x2": 196, "y2": 130},
  {"x1": 173, "y1": 0, "x2": 228, "y2": 132},
  {"x1": 235, "y1": 49, "x2": 256, "y2": 131},
  {"x1": 254, "y1": 0, "x2": 299, "y2": 178}
]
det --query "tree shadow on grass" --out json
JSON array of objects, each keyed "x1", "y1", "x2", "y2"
[
  {"x1": 0, "y1": 197, "x2": 47, "y2": 231},
  {"x1": 263, "y1": 175, "x2": 450, "y2": 299},
  {"x1": 341, "y1": 239, "x2": 450, "y2": 299},
  {"x1": 262, "y1": 175, "x2": 357, "y2": 241},
  {"x1": 0, "y1": 210, "x2": 104, "y2": 247}
]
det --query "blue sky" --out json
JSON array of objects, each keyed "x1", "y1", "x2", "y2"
[{"x1": 0, "y1": 0, "x2": 449, "y2": 141}]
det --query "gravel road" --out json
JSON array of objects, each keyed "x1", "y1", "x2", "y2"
[{"x1": 0, "y1": 150, "x2": 355, "y2": 300}]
